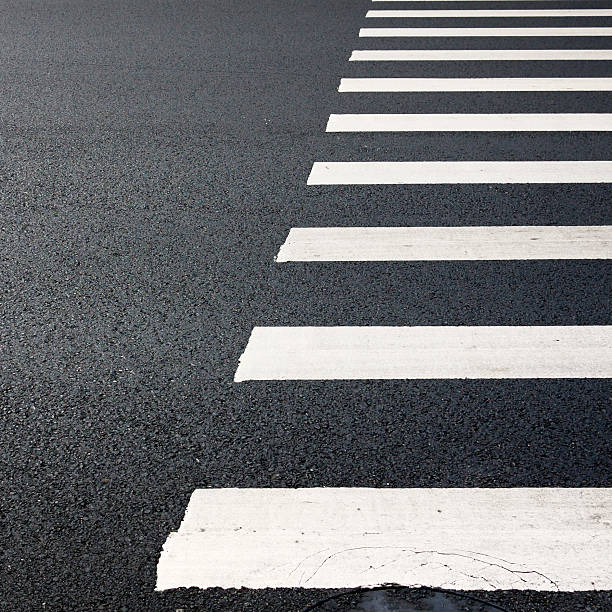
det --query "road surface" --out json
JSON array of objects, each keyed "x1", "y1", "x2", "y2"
[{"x1": 1, "y1": 0, "x2": 610, "y2": 610}]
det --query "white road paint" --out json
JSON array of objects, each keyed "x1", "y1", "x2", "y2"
[
  {"x1": 156, "y1": 487, "x2": 612, "y2": 590},
  {"x1": 233, "y1": 326, "x2": 612, "y2": 381},
  {"x1": 276, "y1": 226, "x2": 612, "y2": 262},
  {"x1": 338, "y1": 77, "x2": 612, "y2": 92},
  {"x1": 367, "y1": 9, "x2": 612, "y2": 17},
  {"x1": 350, "y1": 49, "x2": 612, "y2": 61},
  {"x1": 373, "y1": 0, "x2": 593, "y2": 2},
  {"x1": 360, "y1": 27, "x2": 612, "y2": 37},
  {"x1": 326, "y1": 113, "x2": 612, "y2": 132},
  {"x1": 307, "y1": 161, "x2": 612, "y2": 185}
]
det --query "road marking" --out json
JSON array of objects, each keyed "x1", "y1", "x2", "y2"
[
  {"x1": 307, "y1": 161, "x2": 612, "y2": 185},
  {"x1": 367, "y1": 9, "x2": 612, "y2": 17},
  {"x1": 276, "y1": 226, "x2": 612, "y2": 262},
  {"x1": 339, "y1": 77, "x2": 612, "y2": 92},
  {"x1": 350, "y1": 49, "x2": 612, "y2": 61},
  {"x1": 373, "y1": 0, "x2": 595, "y2": 2},
  {"x1": 326, "y1": 113, "x2": 612, "y2": 132},
  {"x1": 360, "y1": 27, "x2": 612, "y2": 37},
  {"x1": 156, "y1": 487, "x2": 612, "y2": 590},
  {"x1": 234, "y1": 326, "x2": 612, "y2": 381}
]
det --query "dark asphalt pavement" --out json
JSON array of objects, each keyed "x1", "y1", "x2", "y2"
[{"x1": 1, "y1": 0, "x2": 610, "y2": 610}]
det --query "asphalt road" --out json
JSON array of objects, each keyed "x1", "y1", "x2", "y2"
[{"x1": 1, "y1": 0, "x2": 610, "y2": 610}]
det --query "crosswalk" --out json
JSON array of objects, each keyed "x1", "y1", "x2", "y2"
[
  {"x1": 308, "y1": 161, "x2": 612, "y2": 184},
  {"x1": 327, "y1": 113, "x2": 612, "y2": 131},
  {"x1": 234, "y1": 326, "x2": 612, "y2": 381},
  {"x1": 367, "y1": 9, "x2": 612, "y2": 17},
  {"x1": 350, "y1": 49, "x2": 612, "y2": 60},
  {"x1": 360, "y1": 27, "x2": 612, "y2": 36},
  {"x1": 374, "y1": 0, "x2": 605, "y2": 2},
  {"x1": 375, "y1": 0, "x2": 604, "y2": 2},
  {"x1": 338, "y1": 78, "x2": 612, "y2": 91},
  {"x1": 276, "y1": 226, "x2": 612, "y2": 261},
  {"x1": 157, "y1": 488, "x2": 611, "y2": 590},
  {"x1": 157, "y1": 0, "x2": 611, "y2": 600}
]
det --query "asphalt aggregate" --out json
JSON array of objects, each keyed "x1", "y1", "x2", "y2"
[{"x1": 0, "y1": 0, "x2": 610, "y2": 610}]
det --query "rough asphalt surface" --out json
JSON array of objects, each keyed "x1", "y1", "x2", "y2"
[{"x1": 1, "y1": 0, "x2": 610, "y2": 610}]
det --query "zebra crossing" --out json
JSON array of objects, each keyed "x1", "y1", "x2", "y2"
[
  {"x1": 359, "y1": 27, "x2": 612, "y2": 36},
  {"x1": 157, "y1": 488, "x2": 611, "y2": 591},
  {"x1": 350, "y1": 49, "x2": 612, "y2": 59},
  {"x1": 307, "y1": 161, "x2": 612, "y2": 183},
  {"x1": 234, "y1": 326, "x2": 612, "y2": 381},
  {"x1": 326, "y1": 113, "x2": 612, "y2": 131},
  {"x1": 276, "y1": 226, "x2": 612, "y2": 261},
  {"x1": 366, "y1": 9, "x2": 612, "y2": 16},
  {"x1": 157, "y1": 0, "x2": 611, "y2": 599},
  {"x1": 338, "y1": 78, "x2": 612, "y2": 91}
]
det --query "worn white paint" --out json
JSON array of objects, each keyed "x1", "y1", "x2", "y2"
[
  {"x1": 350, "y1": 49, "x2": 612, "y2": 61},
  {"x1": 276, "y1": 226, "x2": 612, "y2": 262},
  {"x1": 326, "y1": 113, "x2": 612, "y2": 132},
  {"x1": 367, "y1": 9, "x2": 612, "y2": 17},
  {"x1": 307, "y1": 161, "x2": 612, "y2": 185},
  {"x1": 338, "y1": 77, "x2": 612, "y2": 92},
  {"x1": 360, "y1": 27, "x2": 612, "y2": 37},
  {"x1": 156, "y1": 487, "x2": 612, "y2": 590},
  {"x1": 233, "y1": 326, "x2": 612, "y2": 381},
  {"x1": 373, "y1": 0, "x2": 592, "y2": 2}
]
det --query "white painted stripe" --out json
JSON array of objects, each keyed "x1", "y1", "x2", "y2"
[
  {"x1": 339, "y1": 77, "x2": 612, "y2": 91},
  {"x1": 360, "y1": 27, "x2": 612, "y2": 37},
  {"x1": 307, "y1": 161, "x2": 612, "y2": 185},
  {"x1": 350, "y1": 49, "x2": 612, "y2": 61},
  {"x1": 326, "y1": 113, "x2": 612, "y2": 132},
  {"x1": 367, "y1": 9, "x2": 612, "y2": 17},
  {"x1": 276, "y1": 226, "x2": 612, "y2": 262},
  {"x1": 233, "y1": 326, "x2": 612, "y2": 381},
  {"x1": 156, "y1": 487, "x2": 612, "y2": 590},
  {"x1": 373, "y1": 0, "x2": 593, "y2": 2}
]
